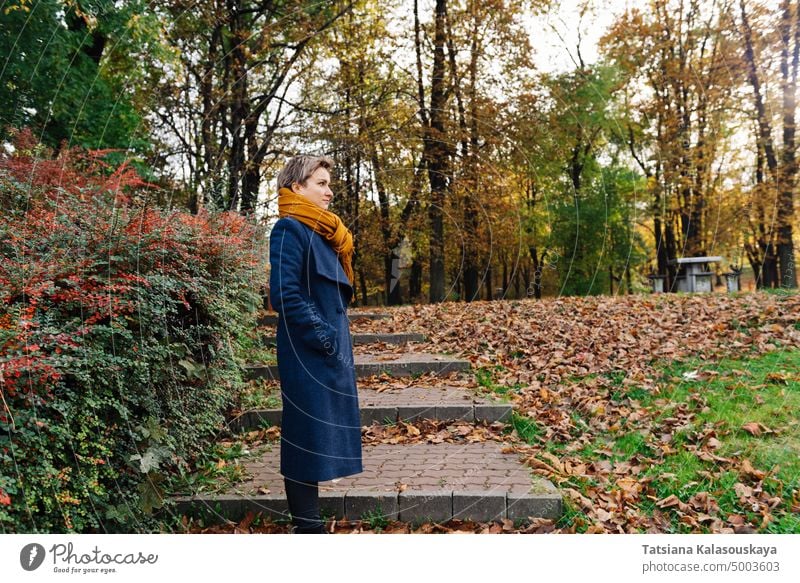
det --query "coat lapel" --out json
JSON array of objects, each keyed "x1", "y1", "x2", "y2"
[{"x1": 309, "y1": 232, "x2": 354, "y2": 295}]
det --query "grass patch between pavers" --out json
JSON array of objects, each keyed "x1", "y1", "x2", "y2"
[{"x1": 530, "y1": 347, "x2": 800, "y2": 533}]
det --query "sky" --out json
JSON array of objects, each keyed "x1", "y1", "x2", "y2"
[{"x1": 528, "y1": 0, "x2": 629, "y2": 74}]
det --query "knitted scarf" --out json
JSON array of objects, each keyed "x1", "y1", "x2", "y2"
[{"x1": 277, "y1": 187, "x2": 354, "y2": 285}]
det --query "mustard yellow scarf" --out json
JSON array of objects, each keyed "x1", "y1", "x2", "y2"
[{"x1": 278, "y1": 187, "x2": 355, "y2": 285}]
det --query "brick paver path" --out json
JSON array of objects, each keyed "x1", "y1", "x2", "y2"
[
  {"x1": 228, "y1": 442, "x2": 537, "y2": 496},
  {"x1": 358, "y1": 385, "x2": 481, "y2": 407}
]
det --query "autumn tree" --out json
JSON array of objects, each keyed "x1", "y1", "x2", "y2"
[
  {"x1": 601, "y1": 0, "x2": 742, "y2": 291},
  {"x1": 442, "y1": 0, "x2": 535, "y2": 301},
  {"x1": 739, "y1": 0, "x2": 799, "y2": 288},
  {"x1": 152, "y1": 0, "x2": 352, "y2": 214}
]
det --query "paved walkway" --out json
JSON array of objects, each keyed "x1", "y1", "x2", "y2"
[
  {"x1": 232, "y1": 442, "x2": 536, "y2": 495},
  {"x1": 177, "y1": 443, "x2": 560, "y2": 523}
]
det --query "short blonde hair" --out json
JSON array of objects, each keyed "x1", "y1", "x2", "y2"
[{"x1": 276, "y1": 155, "x2": 334, "y2": 193}]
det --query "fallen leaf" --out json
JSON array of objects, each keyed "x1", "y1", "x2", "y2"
[
  {"x1": 741, "y1": 422, "x2": 762, "y2": 436},
  {"x1": 740, "y1": 459, "x2": 766, "y2": 481},
  {"x1": 741, "y1": 422, "x2": 773, "y2": 437}
]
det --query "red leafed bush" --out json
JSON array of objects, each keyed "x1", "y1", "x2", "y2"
[{"x1": 0, "y1": 129, "x2": 267, "y2": 532}]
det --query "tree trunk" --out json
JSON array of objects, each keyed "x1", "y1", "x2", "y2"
[
  {"x1": 523, "y1": 266, "x2": 532, "y2": 298},
  {"x1": 424, "y1": 0, "x2": 450, "y2": 303},
  {"x1": 358, "y1": 268, "x2": 368, "y2": 306},
  {"x1": 529, "y1": 246, "x2": 543, "y2": 299},
  {"x1": 665, "y1": 219, "x2": 679, "y2": 291},
  {"x1": 501, "y1": 258, "x2": 508, "y2": 298},
  {"x1": 409, "y1": 257, "x2": 423, "y2": 301},
  {"x1": 462, "y1": 9, "x2": 482, "y2": 302},
  {"x1": 778, "y1": 0, "x2": 798, "y2": 287}
]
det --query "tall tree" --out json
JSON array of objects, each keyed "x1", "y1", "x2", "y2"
[
  {"x1": 443, "y1": 0, "x2": 533, "y2": 301},
  {"x1": 740, "y1": 0, "x2": 798, "y2": 288},
  {"x1": 415, "y1": 0, "x2": 452, "y2": 302},
  {"x1": 155, "y1": 0, "x2": 352, "y2": 214},
  {"x1": 602, "y1": 0, "x2": 741, "y2": 291},
  {"x1": 303, "y1": 0, "x2": 422, "y2": 305}
]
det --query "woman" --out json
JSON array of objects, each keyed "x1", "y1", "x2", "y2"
[{"x1": 268, "y1": 155, "x2": 362, "y2": 534}]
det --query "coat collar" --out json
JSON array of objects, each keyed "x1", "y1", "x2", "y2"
[{"x1": 308, "y1": 229, "x2": 354, "y2": 293}]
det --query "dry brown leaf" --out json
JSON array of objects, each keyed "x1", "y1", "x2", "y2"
[
  {"x1": 766, "y1": 371, "x2": 791, "y2": 384},
  {"x1": 594, "y1": 508, "x2": 613, "y2": 522},
  {"x1": 740, "y1": 459, "x2": 767, "y2": 481},
  {"x1": 741, "y1": 422, "x2": 774, "y2": 436},
  {"x1": 539, "y1": 451, "x2": 565, "y2": 473},
  {"x1": 741, "y1": 422, "x2": 763, "y2": 436},
  {"x1": 734, "y1": 483, "x2": 753, "y2": 498},
  {"x1": 656, "y1": 494, "x2": 689, "y2": 512}
]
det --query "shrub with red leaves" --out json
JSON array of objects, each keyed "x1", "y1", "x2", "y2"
[{"x1": 0, "y1": 129, "x2": 267, "y2": 532}]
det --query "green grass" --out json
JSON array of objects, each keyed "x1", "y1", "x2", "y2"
[
  {"x1": 361, "y1": 508, "x2": 390, "y2": 532},
  {"x1": 554, "y1": 498, "x2": 592, "y2": 533},
  {"x1": 474, "y1": 366, "x2": 526, "y2": 400},
  {"x1": 238, "y1": 381, "x2": 281, "y2": 410},
  {"x1": 612, "y1": 431, "x2": 654, "y2": 459},
  {"x1": 543, "y1": 347, "x2": 800, "y2": 533},
  {"x1": 508, "y1": 411, "x2": 545, "y2": 443},
  {"x1": 655, "y1": 350, "x2": 797, "y2": 531},
  {"x1": 649, "y1": 351, "x2": 800, "y2": 464},
  {"x1": 760, "y1": 287, "x2": 800, "y2": 297}
]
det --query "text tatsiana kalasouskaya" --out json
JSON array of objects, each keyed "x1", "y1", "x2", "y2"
[{"x1": 642, "y1": 545, "x2": 777, "y2": 558}]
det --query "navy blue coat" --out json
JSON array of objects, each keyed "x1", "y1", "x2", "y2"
[{"x1": 268, "y1": 216, "x2": 363, "y2": 482}]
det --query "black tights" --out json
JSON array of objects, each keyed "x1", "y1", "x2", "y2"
[{"x1": 284, "y1": 477, "x2": 325, "y2": 533}]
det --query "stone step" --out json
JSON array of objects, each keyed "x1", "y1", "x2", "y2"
[
  {"x1": 262, "y1": 332, "x2": 426, "y2": 346},
  {"x1": 244, "y1": 353, "x2": 471, "y2": 381},
  {"x1": 229, "y1": 385, "x2": 512, "y2": 432},
  {"x1": 258, "y1": 312, "x2": 390, "y2": 327},
  {"x1": 174, "y1": 442, "x2": 562, "y2": 525}
]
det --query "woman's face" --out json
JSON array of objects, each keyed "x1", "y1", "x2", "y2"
[{"x1": 293, "y1": 167, "x2": 333, "y2": 210}]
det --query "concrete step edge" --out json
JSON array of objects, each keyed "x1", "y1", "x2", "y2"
[
  {"x1": 262, "y1": 332, "x2": 427, "y2": 346},
  {"x1": 258, "y1": 312, "x2": 390, "y2": 327},
  {"x1": 244, "y1": 356, "x2": 471, "y2": 381},
  {"x1": 172, "y1": 482, "x2": 562, "y2": 525},
  {"x1": 228, "y1": 403, "x2": 513, "y2": 432}
]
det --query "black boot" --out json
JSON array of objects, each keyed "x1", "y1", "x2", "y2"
[
  {"x1": 290, "y1": 519, "x2": 327, "y2": 534},
  {"x1": 285, "y1": 477, "x2": 326, "y2": 534}
]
